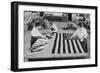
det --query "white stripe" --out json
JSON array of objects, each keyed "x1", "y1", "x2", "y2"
[
  {"x1": 65, "y1": 40, "x2": 69, "y2": 53},
  {"x1": 54, "y1": 33, "x2": 59, "y2": 54},
  {"x1": 69, "y1": 40, "x2": 74, "y2": 53},
  {"x1": 77, "y1": 40, "x2": 85, "y2": 53},
  {"x1": 73, "y1": 40, "x2": 80, "y2": 53}
]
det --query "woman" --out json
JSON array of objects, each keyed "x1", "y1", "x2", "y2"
[
  {"x1": 49, "y1": 21, "x2": 58, "y2": 35},
  {"x1": 29, "y1": 23, "x2": 48, "y2": 52},
  {"x1": 71, "y1": 23, "x2": 89, "y2": 52}
]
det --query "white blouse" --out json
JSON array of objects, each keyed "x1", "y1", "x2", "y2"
[
  {"x1": 31, "y1": 27, "x2": 42, "y2": 37},
  {"x1": 71, "y1": 27, "x2": 88, "y2": 41}
]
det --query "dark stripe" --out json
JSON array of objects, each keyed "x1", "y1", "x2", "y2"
[
  {"x1": 75, "y1": 40, "x2": 82, "y2": 53},
  {"x1": 66, "y1": 40, "x2": 71, "y2": 53},
  {"x1": 52, "y1": 33, "x2": 58, "y2": 53},
  {"x1": 79, "y1": 40, "x2": 87, "y2": 53},
  {"x1": 66, "y1": 33, "x2": 68, "y2": 39},
  {"x1": 63, "y1": 33, "x2": 66, "y2": 53},
  {"x1": 71, "y1": 40, "x2": 77, "y2": 53},
  {"x1": 58, "y1": 33, "x2": 61, "y2": 53}
]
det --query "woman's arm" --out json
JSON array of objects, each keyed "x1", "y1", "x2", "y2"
[{"x1": 71, "y1": 31, "x2": 77, "y2": 39}]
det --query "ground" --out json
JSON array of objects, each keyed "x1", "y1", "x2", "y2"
[{"x1": 24, "y1": 21, "x2": 90, "y2": 62}]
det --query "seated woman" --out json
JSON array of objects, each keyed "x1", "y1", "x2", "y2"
[
  {"x1": 43, "y1": 21, "x2": 58, "y2": 39},
  {"x1": 71, "y1": 23, "x2": 89, "y2": 52},
  {"x1": 29, "y1": 23, "x2": 48, "y2": 52},
  {"x1": 49, "y1": 21, "x2": 58, "y2": 35}
]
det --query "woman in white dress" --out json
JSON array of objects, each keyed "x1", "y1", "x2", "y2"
[
  {"x1": 29, "y1": 23, "x2": 48, "y2": 52},
  {"x1": 71, "y1": 23, "x2": 89, "y2": 52}
]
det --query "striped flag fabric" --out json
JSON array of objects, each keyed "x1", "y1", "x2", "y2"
[{"x1": 52, "y1": 33, "x2": 88, "y2": 55}]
